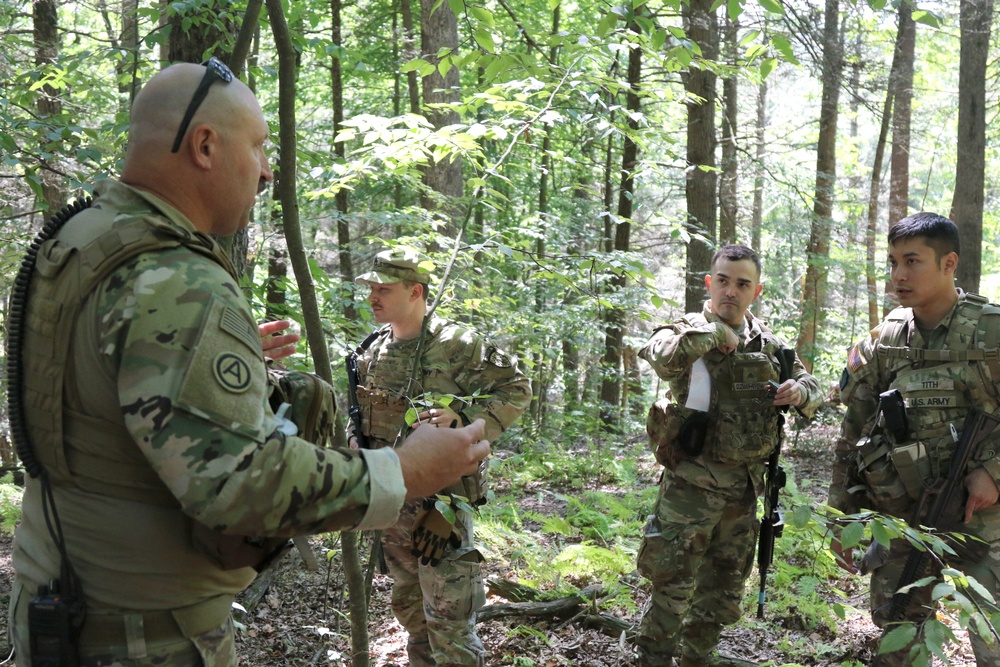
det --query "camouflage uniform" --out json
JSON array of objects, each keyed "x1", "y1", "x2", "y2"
[
  {"x1": 636, "y1": 304, "x2": 821, "y2": 666},
  {"x1": 10, "y1": 180, "x2": 407, "y2": 666},
  {"x1": 353, "y1": 315, "x2": 530, "y2": 667},
  {"x1": 829, "y1": 290, "x2": 1000, "y2": 666}
]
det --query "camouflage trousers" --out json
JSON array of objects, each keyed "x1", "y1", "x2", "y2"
[
  {"x1": 867, "y1": 520, "x2": 1000, "y2": 667},
  {"x1": 635, "y1": 473, "x2": 758, "y2": 665},
  {"x1": 9, "y1": 577, "x2": 236, "y2": 666},
  {"x1": 381, "y1": 499, "x2": 486, "y2": 667}
]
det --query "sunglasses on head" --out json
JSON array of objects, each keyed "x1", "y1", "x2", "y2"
[{"x1": 170, "y1": 57, "x2": 235, "y2": 153}]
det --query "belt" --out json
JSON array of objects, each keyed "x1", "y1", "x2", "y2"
[{"x1": 79, "y1": 594, "x2": 232, "y2": 650}]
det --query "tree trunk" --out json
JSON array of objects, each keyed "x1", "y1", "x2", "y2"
[
  {"x1": 950, "y1": 0, "x2": 993, "y2": 294},
  {"x1": 599, "y1": 18, "x2": 641, "y2": 429},
  {"x1": 719, "y1": 13, "x2": 738, "y2": 244},
  {"x1": 332, "y1": 0, "x2": 357, "y2": 323},
  {"x1": 682, "y1": 0, "x2": 718, "y2": 314},
  {"x1": 796, "y1": 0, "x2": 841, "y2": 372},
  {"x1": 751, "y1": 79, "x2": 766, "y2": 253},
  {"x1": 888, "y1": 4, "x2": 914, "y2": 227},
  {"x1": 265, "y1": 3, "x2": 365, "y2": 667},
  {"x1": 419, "y1": 0, "x2": 462, "y2": 235},
  {"x1": 400, "y1": 0, "x2": 421, "y2": 115},
  {"x1": 33, "y1": 0, "x2": 67, "y2": 213}
]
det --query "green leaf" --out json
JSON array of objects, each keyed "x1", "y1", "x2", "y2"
[
  {"x1": 434, "y1": 499, "x2": 457, "y2": 524},
  {"x1": 726, "y1": 0, "x2": 743, "y2": 22},
  {"x1": 739, "y1": 29, "x2": 761, "y2": 47},
  {"x1": 759, "y1": 57, "x2": 778, "y2": 79},
  {"x1": 771, "y1": 35, "x2": 799, "y2": 66},
  {"x1": 651, "y1": 29, "x2": 666, "y2": 50},
  {"x1": 759, "y1": 0, "x2": 785, "y2": 15},
  {"x1": 833, "y1": 602, "x2": 847, "y2": 620},
  {"x1": 912, "y1": 11, "x2": 942, "y2": 29},
  {"x1": 405, "y1": 407, "x2": 419, "y2": 426},
  {"x1": 840, "y1": 521, "x2": 865, "y2": 549},
  {"x1": 870, "y1": 518, "x2": 892, "y2": 547},
  {"x1": 470, "y1": 6, "x2": 494, "y2": 26},
  {"x1": 474, "y1": 28, "x2": 495, "y2": 53},
  {"x1": 879, "y1": 625, "x2": 918, "y2": 654},
  {"x1": 597, "y1": 11, "x2": 618, "y2": 37}
]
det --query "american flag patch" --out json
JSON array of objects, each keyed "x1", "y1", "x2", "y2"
[{"x1": 847, "y1": 344, "x2": 865, "y2": 372}]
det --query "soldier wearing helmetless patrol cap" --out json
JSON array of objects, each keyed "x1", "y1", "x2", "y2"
[{"x1": 349, "y1": 245, "x2": 531, "y2": 667}]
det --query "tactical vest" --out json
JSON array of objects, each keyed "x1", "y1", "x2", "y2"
[
  {"x1": 357, "y1": 328, "x2": 421, "y2": 447},
  {"x1": 701, "y1": 324, "x2": 784, "y2": 464},
  {"x1": 876, "y1": 296, "x2": 1000, "y2": 485},
  {"x1": 21, "y1": 199, "x2": 232, "y2": 508}
]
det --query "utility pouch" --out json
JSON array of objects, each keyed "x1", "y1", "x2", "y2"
[
  {"x1": 889, "y1": 441, "x2": 931, "y2": 501},
  {"x1": 879, "y1": 389, "x2": 909, "y2": 443},
  {"x1": 858, "y1": 436, "x2": 913, "y2": 516},
  {"x1": 678, "y1": 411, "x2": 710, "y2": 457},
  {"x1": 645, "y1": 399, "x2": 685, "y2": 468}
]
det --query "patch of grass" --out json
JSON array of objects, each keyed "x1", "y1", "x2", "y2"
[{"x1": 0, "y1": 473, "x2": 22, "y2": 534}]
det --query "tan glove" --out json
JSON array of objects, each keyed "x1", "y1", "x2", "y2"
[{"x1": 411, "y1": 500, "x2": 461, "y2": 566}]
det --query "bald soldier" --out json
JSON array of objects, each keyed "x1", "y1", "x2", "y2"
[{"x1": 7, "y1": 60, "x2": 489, "y2": 666}]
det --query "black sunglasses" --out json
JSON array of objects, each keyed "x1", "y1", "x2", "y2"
[{"x1": 170, "y1": 57, "x2": 235, "y2": 153}]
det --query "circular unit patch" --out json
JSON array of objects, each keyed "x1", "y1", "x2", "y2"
[{"x1": 214, "y1": 352, "x2": 253, "y2": 393}]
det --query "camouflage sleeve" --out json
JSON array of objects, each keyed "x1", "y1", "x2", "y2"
[
  {"x1": 790, "y1": 352, "x2": 823, "y2": 420},
  {"x1": 826, "y1": 332, "x2": 880, "y2": 514},
  {"x1": 103, "y1": 248, "x2": 402, "y2": 536},
  {"x1": 444, "y1": 332, "x2": 531, "y2": 443},
  {"x1": 639, "y1": 317, "x2": 728, "y2": 382}
]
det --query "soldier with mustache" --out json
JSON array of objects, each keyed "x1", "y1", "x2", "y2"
[{"x1": 636, "y1": 243, "x2": 821, "y2": 667}]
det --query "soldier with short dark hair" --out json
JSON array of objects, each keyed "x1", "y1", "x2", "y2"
[
  {"x1": 350, "y1": 247, "x2": 531, "y2": 667},
  {"x1": 636, "y1": 243, "x2": 821, "y2": 667},
  {"x1": 829, "y1": 212, "x2": 1000, "y2": 666},
  {"x1": 7, "y1": 61, "x2": 490, "y2": 667}
]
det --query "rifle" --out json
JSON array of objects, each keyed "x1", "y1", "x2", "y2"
[
  {"x1": 345, "y1": 329, "x2": 383, "y2": 450},
  {"x1": 887, "y1": 407, "x2": 1000, "y2": 622},
  {"x1": 756, "y1": 347, "x2": 795, "y2": 619}
]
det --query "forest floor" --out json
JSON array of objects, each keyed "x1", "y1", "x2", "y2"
[{"x1": 0, "y1": 411, "x2": 981, "y2": 666}]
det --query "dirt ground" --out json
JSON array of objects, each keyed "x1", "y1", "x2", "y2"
[{"x1": 0, "y1": 413, "x2": 981, "y2": 665}]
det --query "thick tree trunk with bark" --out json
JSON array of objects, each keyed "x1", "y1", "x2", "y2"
[
  {"x1": 682, "y1": 0, "x2": 718, "y2": 314},
  {"x1": 33, "y1": 0, "x2": 67, "y2": 213},
  {"x1": 796, "y1": 0, "x2": 841, "y2": 372},
  {"x1": 419, "y1": 0, "x2": 462, "y2": 234},
  {"x1": 719, "y1": 14, "x2": 739, "y2": 244},
  {"x1": 888, "y1": 4, "x2": 914, "y2": 227},
  {"x1": 950, "y1": 0, "x2": 993, "y2": 294}
]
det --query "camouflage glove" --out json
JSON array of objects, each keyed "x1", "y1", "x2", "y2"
[{"x1": 411, "y1": 499, "x2": 461, "y2": 566}]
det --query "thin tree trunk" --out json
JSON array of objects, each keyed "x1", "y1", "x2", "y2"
[
  {"x1": 682, "y1": 0, "x2": 718, "y2": 314},
  {"x1": 796, "y1": 0, "x2": 841, "y2": 372},
  {"x1": 400, "y1": 0, "x2": 421, "y2": 114},
  {"x1": 265, "y1": 4, "x2": 365, "y2": 667},
  {"x1": 719, "y1": 13, "x2": 739, "y2": 244},
  {"x1": 332, "y1": 0, "x2": 357, "y2": 323},
  {"x1": 751, "y1": 79, "x2": 766, "y2": 253},
  {"x1": 950, "y1": 0, "x2": 993, "y2": 293},
  {"x1": 599, "y1": 18, "x2": 641, "y2": 429}
]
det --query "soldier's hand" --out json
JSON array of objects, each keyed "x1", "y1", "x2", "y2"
[
  {"x1": 773, "y1": 379, "x2": 805, "y2": 408},
  {"x1": 717, "y1": 325, "x2": 739, "y2": 355},
  {"x1": 411, "y1": 500, "x2": 462, "y2": 566},
  {"x1": 260, "y1": 319, "x2": 300, "y2": 361},
  {"x1": 414, "y1": 406, "x2": 461, "y2": 429},
  {"x1": 964, "y1": 467, "x2": 1000, "y2": 523},
  {"x1": 830, "y1": 537, "x2": 858, "y2": 574},
  {"x1": 397, "y1": 419, "x2": 490, "y2": 500}
]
